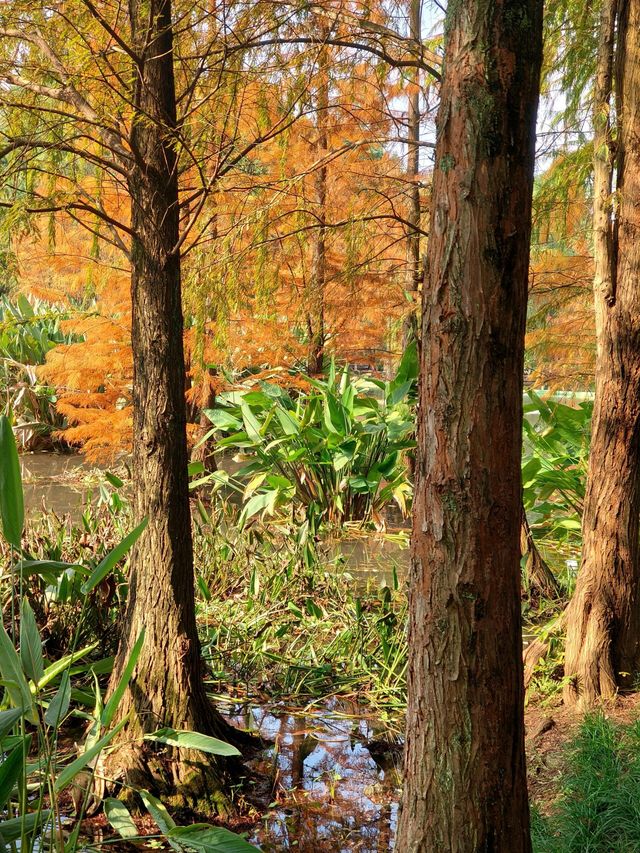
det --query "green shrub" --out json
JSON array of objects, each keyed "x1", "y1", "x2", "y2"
[{"x1": 201, "y1": 345, "x2": 417, "y2": 530}]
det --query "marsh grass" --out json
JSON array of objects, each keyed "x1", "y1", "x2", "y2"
[{"x1": 193, "y1": 503, "x2": 407, "y2": 726}]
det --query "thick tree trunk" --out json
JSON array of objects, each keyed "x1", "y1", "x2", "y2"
[
  {"x1": 401, "y1": 0, "x2": 421, "y2": 350},
  {"x1": 396, "y1": 1, "x2": 543, "y2": 850},
  {"x1": 103, "y1": 0, "x2": 240, "y2": 811},
  {"x1": 564, "y1": 0, "x2": 640, "y2": 708},
  {"x1": 307, "y1": 59, "x2": 328, "y2": 376}
]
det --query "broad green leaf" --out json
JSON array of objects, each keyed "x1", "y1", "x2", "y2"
[
  {"x1": 0, "y1": 415, "x2": 24, "y2": 548},
  {"x1": 54, "y1": 716, "x2": 127, "y2": 792},
  {"x1": 44, "y1": 671, "x2": 71, "y2": 727},
  {"x1": 101, "y1": 628, "x2": 145, "y2": 728},
  {"x1": 0, "y1": 735, "x2": 30, "y2": 809},
  {"x1": 169, "y1": 824, "x2": 259, "y2": 852},
  {"x1": 387, "y1": 380, "x2": 414, "y2": 406},
  {"x1": 104, "y1": 798, "x2": 139, "y2": 840},
  {"x1": 203, "y1": 408, "x2": 242, "y2": 431},
  {"x1": 240, "y1": 402, "x2": 262, "y2": 444},
  {"x1": 275, "y1": 407, "x2": 299, "y2": 436},
  {"x1": 0, "y1": 810, "x2": 51, "y2": 844},
  {"x1": 104, "y1": 471, "x2": 124, "y2": 489},
  {"x1": 143, "y1": 728, "x2": 240, "y2": 757},
  {"x1": 81, "y1": 517, "x2": 148, "y2": 594},
  {"x1": 20, "y1": 599, "x2": 44, "y2": 684},
  {"x1": 0, "y1": 708, "x2": 23, "y2": 740},
  {"x1": 139, "y1": 789, "x2": 182, "y2": 851},
  {"x1": 14, "y1": 560, "x2": 87, "y2": 585},
  {"x1": 35, "y1": 642, "x2": 99, "y2": 693},
  {"x1": 0, "y1": 623, "x2": 36, "y2": 722}
]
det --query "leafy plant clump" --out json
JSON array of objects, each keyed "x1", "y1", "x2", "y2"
[
  {"x1": 532, "y1": 714, "x2": 640, "y2": 853},
  {"x1": 201, "y1": 345, "x2": 418, "y2": 530},
  {"x1": 0, "y1": 295, "x2": 80, "y2": 448},
  {"x1": 0, "y1": 415, "x2": 259, "y2": 851},
  {"x1": 522, "y1": 389, "x2": 591, "y2": 549}
]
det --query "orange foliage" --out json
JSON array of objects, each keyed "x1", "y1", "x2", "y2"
[{"x1": 526, "y1": 156, "x2": 595, "y2": 390}]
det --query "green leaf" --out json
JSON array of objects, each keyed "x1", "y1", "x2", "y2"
[
  {"x1": 0, "y1": 415, "x2": 24, "y2": 548},
  {"x1": 0, "y1": 623, "x2": 36, "y2": 722},
  {"x1": 101, "y1": 628, "x2": 145, "y2": 728},
  {"x1": 240, "y1": 402, "x2": 263, "y2": 443},
  {"x1": 0, "y1": 735, "x2": 30, "y2": 809},
  {"x1": 275, "y1": 406, "x2": 300, "y2": 436},
  {"x1": 144, "y1": 728, "x2": 240, "y2": 757},
  {"x1": 104, "y1": 471, "x2": 124, "y2": 489},
  {"x1": 20, "y1": 599, "x2": 44, "y2": 685},
  {"x1": 0, "y1": 810, "x2": 51, "y2": 844},
  {"x1": 104, "y1": 798, "x2": 139, "y2": 840},
  {"x1": 203, "y1": 408, "x2": 242, "y2": 431},
  {"x1": 36, "y1": 642, "x2": 99, "y2": 692},
  {"x1": 14, "y1": 560, "x2": 87, "y2": 585},
  {"x1": 81, "y1": 517, "x2": 148, "y2": 594},
  {"x1": 387, "y1": 379, "x2": 414, "y2": 406},
  {"x1": 0, "y1": 708, "x2": 23, "y2": 740},
  {"x1": 54, "y1": 716, "x2": 127, "y2": 792},
  {"x1": 169, "y1": 824, "x2": 259, "y2": 852},
  {"x1": 44, "y1": 671, "x2": 71, "y2": 727},
  {"x1": 139, "y1": 789, "x2": 182, "y2": 851}
]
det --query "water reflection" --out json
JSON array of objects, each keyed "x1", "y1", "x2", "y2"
[
  {"x1": 239, "y1": 705, "x2": 400, "y2": 852},
  {"x1": 20, "y1": 452, "x2": 91, "y2": 517}
]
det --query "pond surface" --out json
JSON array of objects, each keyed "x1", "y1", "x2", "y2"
[
  {"x1": 234, "y1": 704, "x2": 400, "y2": 852},
  {"x1": 19, "y1": 452, "x2": 410, "y2": 578},
  {"x1": 20, "y1": 452, "x2": 94, "y2": 517}
]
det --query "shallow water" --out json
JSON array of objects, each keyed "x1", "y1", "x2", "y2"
[
  {"x1": 233, "y1": 704, "x2": 400, "y2": 852},
  {"x1": 20, "y1": 452, "x2": 92, "y2": 517}
]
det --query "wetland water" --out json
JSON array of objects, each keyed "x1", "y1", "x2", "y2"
[
  {"x1": 22, "y1": 452, "x2": 406, "y2": 851},
  {"x1": 237, "y1": 704, "x2": 400, "y2": 852}
]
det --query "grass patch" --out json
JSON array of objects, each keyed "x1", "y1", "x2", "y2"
[{"x1": 533, "y1": 713, "x2": 640, "y2": 852}]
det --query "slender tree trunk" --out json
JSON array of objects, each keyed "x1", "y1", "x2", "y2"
[
  {"x1": 307, "y1": 57, "x2": 328, "y2": 375},
  {"x1": 401, "y1": 0, "x2": 421, "y2": 350},
  {"x1": 397, "y1": 0, "x2": 543, "y2": 849},
  {"x1": 521, "y1": 506, "x2": 562, "y2": 600},
  {"x1": 564, "y1": 0, "x2": 640, "y2": 707},
  {"x1": 191, "y1": 368, "x2": 218, "y2": 474},
  {"x1": 104, "y1": 0, "x2": 240, "y2": 811}
]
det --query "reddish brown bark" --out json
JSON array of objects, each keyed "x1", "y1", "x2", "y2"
[
  {"x1": 401, "y1": 0, "x2": 422, "y2": 350},
  {"x1": 397, "y1": 0, "x2": 543, "y2": 849},
  {"x1": 103, "y1": 0, "x2": 239, "y2": 810},
  {"x1": 307, "y1": 55, "x2": 328, "y2": 376},
  {"x1": 564, "y1": 0, "x2": 640, "y2": 707}
]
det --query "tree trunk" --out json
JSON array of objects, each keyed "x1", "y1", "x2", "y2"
[
  {"x1": 103, "y1": 0, "x2": 240, "y2": 811},
  {"x1": 521, "y1": 506, "x2": 562, "y2": 600},
  {"x1": 191, "y1": 368, "x2": 218, "y2": 474},
  {"x1": 401, "y1": 0, "x2": 421, "y2": 350},
  {"x1": 307, "y1": 56, "x2": 328, "y2": 376},
  {"x1": 396, "y1": 0, "x2": 543, "y2": 849},
  {"x1": 564, "y1": 0, "x2": 640, "y2": 708}
]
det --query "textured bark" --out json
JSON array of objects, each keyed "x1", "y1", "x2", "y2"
[
  {"x1": 397, "y1": 0, "x2": 543, "y2": 850},
  {"x1": 307, "y1": 58, "x2": 328, "y2": 376},
  {"x1": 521, "y1": 507, "x2": 562, "y2": 600},
  {"x1": 564, "y1": 0, "x2": 640, "y2": 708},
  {"x1": 401, "y1": 0, "x2": 422, "y2": 349},
  {"x1": 103, "y1": 0, "x2": 240, "y2": 810},
  {"x1": 191, "y1": 368, "x2": 218, "y2": 474}
]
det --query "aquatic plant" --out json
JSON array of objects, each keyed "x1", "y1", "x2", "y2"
[
  {"x1": 200, "y1": 345, "x2": 417, "y2": 530},
  {"x1": 0, "y1": 414, "x2": 258, "y2": 851}
]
